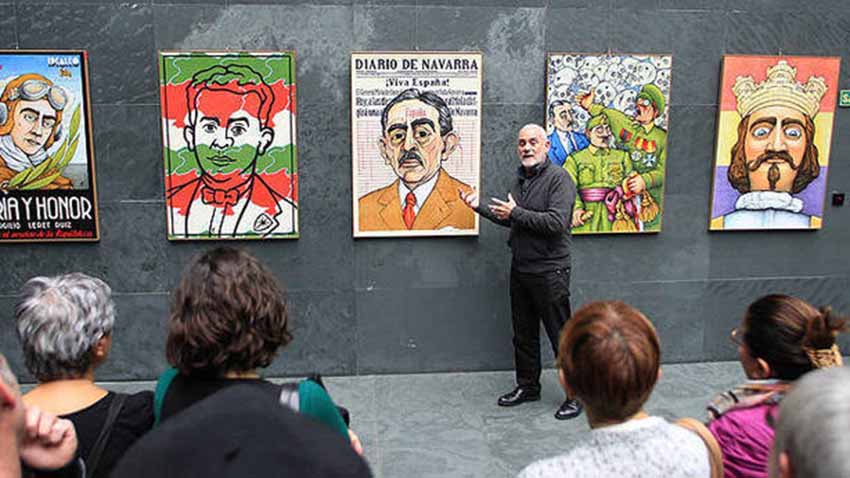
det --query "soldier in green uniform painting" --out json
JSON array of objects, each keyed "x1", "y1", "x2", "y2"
[
  {"x1": 565, "y1": 113, "x2": 639, "y2": 234},
  {"x1": 578, "y1": 84, "x2": 665, "y2": 231}
]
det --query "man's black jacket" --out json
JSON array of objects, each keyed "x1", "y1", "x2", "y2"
[{"x1": 477, "y1": 159, "x2": 576, "y2": 274}]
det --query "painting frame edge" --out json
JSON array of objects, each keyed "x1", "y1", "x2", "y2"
[
  {"x1": 545, "y1": 51, "x2": 673, "y2": 236},
  {"x1": 350, "y1": 50, "x2": 483, "y2": 239},
  {"x1": 707, "y1": 54, "x2": 841, "y2": 232},
  {"x1": 0, "y1": 49, "x2": 100, "y2": 243},
  {"x1": 157, "y1": 49, "x2": 300, "y2": 241}
]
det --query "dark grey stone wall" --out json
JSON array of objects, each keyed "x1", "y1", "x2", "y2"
[{"x1": 1, "y1": 0, "x2": 849, "y2": 381}]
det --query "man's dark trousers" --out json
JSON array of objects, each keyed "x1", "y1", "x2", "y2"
[{"x1": 510, "y1": 266, "x2": 571, "y2": 392}]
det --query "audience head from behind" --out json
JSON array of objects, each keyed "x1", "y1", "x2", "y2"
[
  {"x1": 157, "y1": 247, "x2": 354, "y2": 448},
  {"x1": 113, "y1": 384, "x2": 372, "y2": 478},
  {"x1": 166, "y1": 246, "x2": 291, "y2": 378},
  {"x1": 558, "y1": 300, "x2": 660, "y2": 426},
  {"x1": 519, "y1": 301, "x2": 711, "y2": 478},
  {"x1": 769, "y1": 367, "x2": 850, "y2": 478},
  {"x1": 16, "y1": 273, "x2": 115, "y2": 383},
  {"x1": 734, "y1": 294, "x2": 845, "y2": 382},
  {"x1": 707, "y1": 294, "x2": 847, "y2": 478},
  {"x1": 14, "y1": 273, "x2": 154, "y2": 478}
]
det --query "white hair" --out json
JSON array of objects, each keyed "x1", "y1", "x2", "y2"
[
  {"x1": 519, "y1": 123, "x2": 547, "y2": 137},
  {"x1": 771, "y1": 367, "x2": 850, "y2": 478},
  {"x1": 15, "y1": 273, "x2": 115, "y2": 381}
]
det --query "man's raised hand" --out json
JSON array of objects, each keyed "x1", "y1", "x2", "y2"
[
  {"x1": 577, "y1": 91, "x2": 595, "y2": 111},
  {"x1": 489, "y1": 193, "x2": 517, "y2": 220}
]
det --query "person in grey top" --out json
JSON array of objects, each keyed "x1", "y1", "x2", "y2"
[
  {"x1": 518, "y1": 301, "x2": 711, "y2": 478},
  {"x1": 769, "y1": 367, "x2": 850, "y2": 478},
  {"x1": 460, "y1": 124, "x2": 581, "y2": 420}
]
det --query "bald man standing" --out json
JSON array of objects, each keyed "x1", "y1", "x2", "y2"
[{"x1": 460, "y1": 124, "x2": 581, "y2": 420}]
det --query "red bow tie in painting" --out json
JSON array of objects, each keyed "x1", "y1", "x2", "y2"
[{"x1": 201, "y1": 187, "x2": 240, "y2": 207}]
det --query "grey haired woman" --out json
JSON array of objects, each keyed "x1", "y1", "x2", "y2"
[{"x1": 17, "y1": 273, "x2": 153, "y2": 478}]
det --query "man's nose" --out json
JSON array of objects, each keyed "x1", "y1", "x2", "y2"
[
  {"x1": 31, "y1": 120, "x2": 43, "y2": 135},
  {"x1": 212, "y1": 130, "x2": 232, "y2": 149},
  {"x1": 769, "y1": 127, "x2": 787, "y2": 151},
  {"x1": 403, "y1": 129, "x2": 417, "y2": 150}
]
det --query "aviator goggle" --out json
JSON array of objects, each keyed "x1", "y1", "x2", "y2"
[{"x1": 9, "y1": 80, "x2": 69, "y2": 111}]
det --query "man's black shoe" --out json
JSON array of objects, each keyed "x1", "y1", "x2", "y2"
[
  {"x1": 554, "y1": 399, "x2": 583, "y2": 420},
  {"x1": 497, "y1": 387, "x2": 541, "y2": 407}
]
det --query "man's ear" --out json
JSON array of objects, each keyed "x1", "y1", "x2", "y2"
[
  {"x1": 378, "y1": 137, "x2": 391, "y2": 165},
  {"x1": 756, "y1": 358, "x2": 772, "y2": 380},
  {"x1": 258, "y1": 127, "x2": 274, "y2": 156},
  {"x1": 440, "y1": 132, "x2": 459, "y2": 161},
  {"x1": 92, "y1": 335, "x2": 111, "y2": 363},
  {"x1": 183, "y1": 125, "x2": 196, "y2": 152}
]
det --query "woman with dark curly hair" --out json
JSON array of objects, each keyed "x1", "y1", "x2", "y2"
[
  {"x1": 154, "y1": 247, "x2": 359, "y2": 452},
  {"x1": 707, "y1": 294, "x2": 846, "y2": 478}
]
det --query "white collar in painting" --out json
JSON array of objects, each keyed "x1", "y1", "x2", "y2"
[{"x1": 735, "y1": 191, "x2": 804, "y2": 213}]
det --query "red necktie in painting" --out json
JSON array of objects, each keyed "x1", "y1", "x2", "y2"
[{"x1": 403, "y1": 192, "x2": 416, "y2": 229}]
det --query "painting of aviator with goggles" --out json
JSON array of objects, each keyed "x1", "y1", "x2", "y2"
[{"x1": 0, "y1": 71, "x2": 84, "y2": 191}]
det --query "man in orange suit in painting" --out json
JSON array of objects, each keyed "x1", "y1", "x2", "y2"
[{"x1": 358, "y1": 88, "x2": 475, "y2": 232}]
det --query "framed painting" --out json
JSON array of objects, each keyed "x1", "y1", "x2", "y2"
[
  {"x1": 546, "y1": 53, "x2": 672, "y2": 234},
  {"x1": 159, "y1": 51, "x2": 298, "y2": 240},
  {"x1": 351, "y1": 51, "x2": 481, "y2": 238},
  {"x1": 709, "y1": 55, "x2": 840, "y2": 231},
  {"x1": 0, "y1": 50, "x2": 99, "y2": 242}
]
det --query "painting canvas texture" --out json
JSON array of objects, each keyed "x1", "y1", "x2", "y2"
[
  {"x1": 546, "y1": 53, "x2": 671, "y2": 235},
  {"x1": 0, "y1": 51, "x2": 99, "y2": 242},
  {"x1": 709, "y1": 55, "x2": 840, "y2": 231},
  {"x1": 351, "y1": 52, "x2": 481, "y2": 238},
  {"x1": 159, "y1": 51, "x2": 298, "y2": 240}
]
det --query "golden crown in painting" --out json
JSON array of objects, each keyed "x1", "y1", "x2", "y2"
[{"x1": 732, "y1": 60, "x2": 827, "y2": 118}]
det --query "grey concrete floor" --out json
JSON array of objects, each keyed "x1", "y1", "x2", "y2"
[{"x1": 86, "y1": 361, "x2": 744, "y2": 478}]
